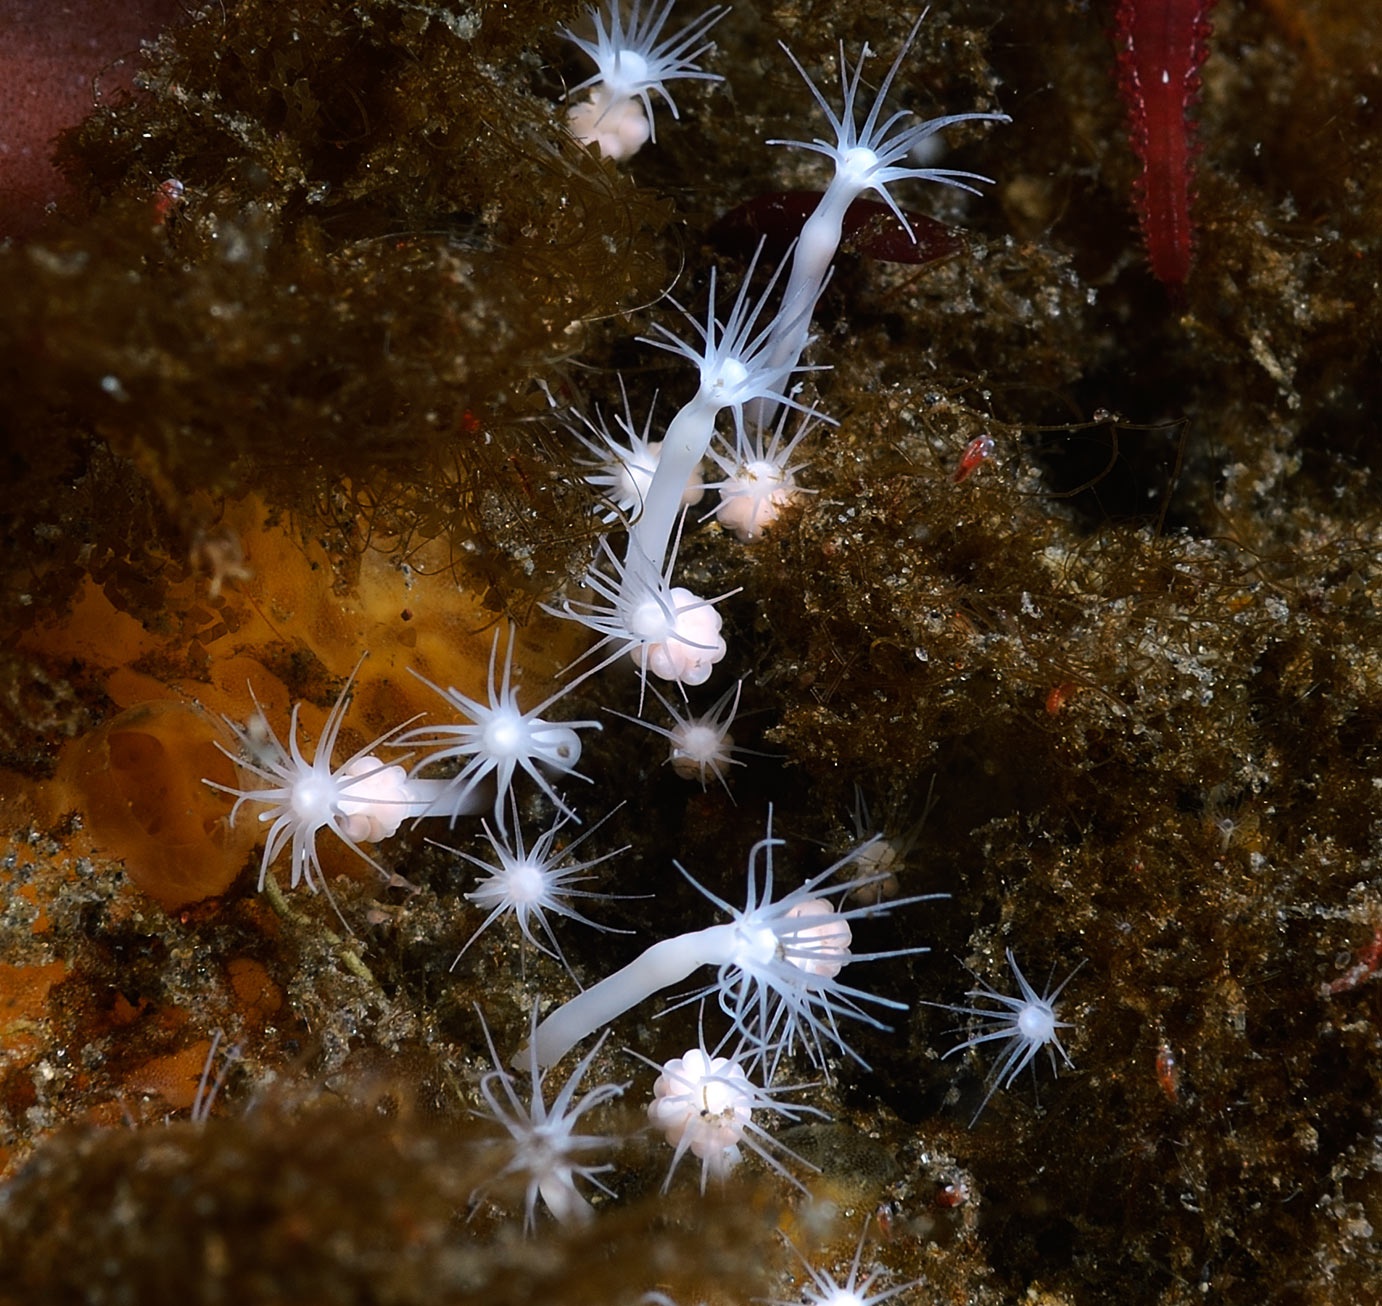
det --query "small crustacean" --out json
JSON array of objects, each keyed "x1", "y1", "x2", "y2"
[{"x1": 953, "y1": 433, "x2": 995, "y2": 484}]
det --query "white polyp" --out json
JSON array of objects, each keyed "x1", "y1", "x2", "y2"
[
  {"x1": 205, "y1": 658, "x2": 425, "y2": 910},
  {"x1": 609, "y1": 678, "x2": 746, "y2": 792},
  {"x1": 648, "y1": 1048, "x2": 752, "y2": 1175},
  {"x1": 669, "y1": 721, "x2": 731, "y2": 780},
  {"x1": 522, "y1": 811, "x2": 945, "y2": 1077},
  {"x1": 568, "y1": 89, "x2": 652, "y2": 160},
  {"x1": 536, "y1": 1174, "x2": 588, "y2": 1225},
  {"x1": 643, "y1": 1038, "x2": 825, "y2": 1192},
  {"x1": 714, "y1": 457, "x2": 803, "y2": 542},
  {"x1": 781, "y1": 899, "x2": 851, "y2": 979},
  {"x1": 910, "y1": 129, "x2": 947, "y2": 169},
  {"x1": 568, "y1": 384, "x2": 708, "y2": 525},
  {"x1": 579, "y1": 434, "x2": 705, "y2": 526},
  {"x1": 629, "y1": 593, "x2": 674, "y2": 642},
  {"x1": 630, "y1": 391, "x2": 720, "y2": 577},
  {"x1": 472, "y1": 1010, "x2": 627, "y2": 1232},
  {"x1": 930, "y1": 948, "x2": 1082, "y2": 1125},
  {"x1": 436, "y1": 800, "x2": 631, "y2": 977},
  {"x1": 628, "y1": 587, "x2": 726, "y2": 686},
  {"x1": 399, "y1": 625, "x2": 601, "y2": 832},
  {"x1": 523, "y1": 923, "x2": 739, "y2": 1069},
  {"x1": 709, "y1": 408, "x2": 818, "y2": 542},
  {"x1": 765, "y1": 1222, "x2": 925, "y2": 1306},
  {"x1": 288, "y1": 773, "x2": 335, "y2": 826},
  {"x1": 551, "y1": 536, "x2": 735, "y2": 699},
  {"x1": 563, "y1": 1, "x2": 729, "y2": 155},
  {"x1": 335, "y1": 756, "x2": 419, "y2": 843},
  {"x1": 749, "y1": 21, "x2": 1009, "y2": 424}
]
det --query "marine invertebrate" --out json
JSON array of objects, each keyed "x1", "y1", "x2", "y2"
[
  {"x1": 523, "y1": 811, "x2": 943, "y2": 1075},
  {"x1": 645, "y1": 1041, "x2": 822, "y2": 1191},
  {"x1": 556, "y1": 19, "x2": 1009, "y2": 694},
  {"x1": 565, "y1": 0, "x2": 728, "y2": 159},
  {"x1": 565, "y1": 384, "x2": 705, "y2": 526},
  {"x1": 845, "y1": 779, "x2": 937, "y2": 904},
  {"x1": 554, "y1": 534, "x2": 733, "y2": 696},
  {"x1": 753, "y1": 17, "x2": 1009, "y2": 417},
  {"x1": 400, "y1": 625, "x2": 601, "y2": 832},
  {"x1": 610, "y1": 678, "x2": 747, "y2": 793},
  {"x1": 632, "y1": 241, "x2": 831, "y2": 573},
  {"x1": 774, "y1": 16, "x2": 1008, "y2": 217},
  {"x1": 767, "y1": 1222, "x2": 923, "y2": 1306},
  {"x1": 707, "y1": 411, "x2": 817, "y2": 543},
  {"x1": 932, "y1": 949, "x2": 1082, "y2": 1124},
  {"x1": 1114, "y1": 0, "x2": 1217, "y2": 286},
  {"x1": 556, "y1": 243, "x2": 825, "y2": 692},
  {"x1": 436, "y1": 799, "x2": 632, "y2": 977},
  {"x1": 471, "y1": 1009, "x2": 628, "y2": 1231},
  {"x1": 206, "y1": 661, "x2": 425, "y2": 905}
]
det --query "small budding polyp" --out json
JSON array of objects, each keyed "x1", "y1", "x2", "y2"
[
  {"x1": 434, "y1": 800, "x2": 631, "y2": 979},
  {"x1": 935, "y1": 949, "x2": 1082, "y2": 1124},
  {"x1": 716, "y1": 464, "x2": 793, "y2": 540},
  {"x1": 566, "y1": 391, "x2": 706, "y2": 526},
  {"x1": 568, "y1": 85, "x2": 654, "y2": 159},
  {"x1": 647, "y1": 1045, "x2": 821, "y2": 1191}
]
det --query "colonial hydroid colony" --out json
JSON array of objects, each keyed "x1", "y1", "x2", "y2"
[{"x1": 2, "y1": 1, "x2": 1381, "y2": 1305}]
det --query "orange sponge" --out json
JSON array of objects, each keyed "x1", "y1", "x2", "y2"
[{"x1": 56, "y1": 700, "x2": 255, "y2": 910}]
